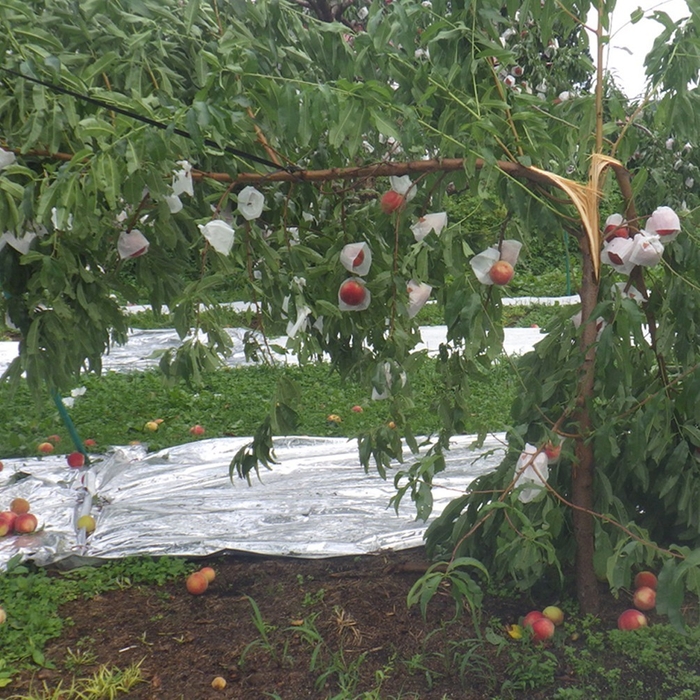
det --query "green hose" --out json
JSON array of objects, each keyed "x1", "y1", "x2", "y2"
[{"x1": 51, "y1": 389, "x2": 90, "y2": 465}]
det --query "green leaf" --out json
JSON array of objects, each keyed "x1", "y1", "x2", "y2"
[
  {"x1": 630, "y1": 7, "x2": 645, "y2": 24},
  {"x1": 656, "y1": 558, "x2": 687, "y2": 632},
  {"x1": 184, "y1": 0, "x2": 201, "y2": 33}
]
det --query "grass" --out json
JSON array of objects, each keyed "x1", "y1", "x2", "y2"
[
  {"x1": 6, "y1": 663, "x2": 145, "y2": 700},
  {"x1": 0, "y1": 555, "x2": 191, "y2": 690},
  {"x1": 0, "y1": 352, "x2": 518, "y2": 459},
  {"x1": 0, "y1": 301, "x2": 570, "y2": 458}
]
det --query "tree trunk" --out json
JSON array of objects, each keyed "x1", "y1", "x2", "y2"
[{"x1": 572, "y1": 234, "x2": 601, "y2": 614}]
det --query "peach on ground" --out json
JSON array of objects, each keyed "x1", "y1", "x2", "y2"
[
  {"x1": 531, "y1": 617, "x2": 555, "y2": 641},
  {"x1": 618, "y1": 609, "x2": 648, "y2": 630},
  {"x1": 522, "y1": 610, "x2": 544, "y2": 629},
  {"x1": 542, "y1": 605, "x2": 564, "y2": 626},
  {"x1": 0, "y1": 513, "x2": 16, "y2": 537},
  {"x1": 67, "y1": 451, "x2": 85, "y2": 468},
  {"x1": 211, "y1": 677, "x2": 227, "y2": 690},
  {"x1": 200, "y1": 567, "x2": 216, "y2": 583},
  {"x1": 77, "y1": 515, "x2": 96, "y2": 534},
  {"x1": 10, "y1": 498, "x2": 30, "y2": 515},
  {"x1": 633, "y1": 571, "x2": 657, "y2": 590},
  {"x1": 14, "y1": 513, "x2": 38, "y2": 534},
  {"x1": 633, "y1": 586, "x2": 656, "y2": 611},
  {"x1": 186, "y1": 571, "x2": 209, "y2": 595}
]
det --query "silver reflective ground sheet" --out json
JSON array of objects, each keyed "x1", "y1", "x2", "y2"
[{"x1": 0, "y1": 434, "x2": 506, "y2": 569}]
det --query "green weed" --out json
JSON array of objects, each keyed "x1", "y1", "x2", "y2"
[
  {"x1": 0, "y1": 555, "x2": 192, "y2": 684},
  {"x1": 6, "y1": 661, "x2": 143, "y2": 700},
  {"x1": 0, "y1": 357, "x2": 517, "y2": 458}
]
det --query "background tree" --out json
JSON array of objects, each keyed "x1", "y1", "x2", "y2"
[{"x1": 1, "y1": 0, "x2": 700, "y2": 619}]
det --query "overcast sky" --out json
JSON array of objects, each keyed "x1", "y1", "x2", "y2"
[{"x1": 591, "y1": 0, "x2": 690, "y2": 98}]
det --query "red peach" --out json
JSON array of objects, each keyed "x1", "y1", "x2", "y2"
[
  {"x1": 544, "y1": 442, "x2": 561, "y2": 461},
  {"x1": 189, "y1": 425, "x2": 206, "y2": 436},
  {"x1": 603, "y1": 218, "x2": 629, "y2": 241},
  {"x1": 607, "y1": 251, "x2": 624, "y2": 266},
  {"x1": 14, "y1": 513, "x2": 38, "y2": 534},
  {"x1": 633, "y1": 586, "x2": 656, "y2": 611},
  {"x1": 37, "y1": 442, "x2": 54, "y2": 454},
  {"x1": 489, "y1": 260, "x2": 514, "y2": 285},
  {"x1": 380, "y1": 190, "x2": 404, "y2": 214},
  {"x1": 633, "y1": 571, "x2": 657, "y2": 591},
  {"x1": 522, "y1": 610, "x2": 544, "y2": 629},
  {"x1": 618, "y1": 608, "x2": 648, "y2": 630},
  {"x1": 339, "y1": 279, "x2": 367, "y2": 307},
  {"x1": 352, "y1": 249, "x2": 365, "y2": 267},
  {"x1": 67, "y1": 452, "x2": 85, "y2": 468},
  {"x1": 0, "y1": 512, "x2": 17, "y2": 537},
  {"x1": 186, "y1": 571, "x2": 209, "y2": 595},
  {"x1": 531, "y1": 617, "x2": 556, "y2": 641}
]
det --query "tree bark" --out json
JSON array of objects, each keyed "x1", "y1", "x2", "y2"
[{"x1": 572, "y1": 233, "x2": 601, "y2": 614}]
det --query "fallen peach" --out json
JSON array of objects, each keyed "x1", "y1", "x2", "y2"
[
  {"x1": 14, "y1": 512, "x2": 38, "y2": 534},
  {"x1": 211, "y1": 676, "x2": 227, "y2": 690},
  {"x1": 77, "y1": 514, "x2": 96, "y2": 534},
  {"x1": 0, "y1": 512, "x2": 17, "y2": 537},
  {"x1": 10, "y1": 497, "x2": 30, "y2": 515},
  {"x1": 186, "y1": 571, "x2": 209, "y2": 595},
  {"x1": 522, "y1": 610, "x2": 544, "y2": 629},
  {"x1": 634, "y1": 571, "x2": 657, "y2": 591},
  {"x1": 618, "y1": 608, "x2": 648, "y2": 631},
  {"x1": 531, "y1": 617, "x2": 555, "y2": 641},
  {"x1": 542, "y1": 605, "x2": 564, "y2": 626},
  {"x1": 633, "y1": 586, "x2": 656, "y2": 612},
  {"x1": 200, "y1": 566, "x2": 216, "y2": 583}
]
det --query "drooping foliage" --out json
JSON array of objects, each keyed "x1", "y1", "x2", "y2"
[{"x1": 2, "y1": 0, "x2": 700, "y2": 619}]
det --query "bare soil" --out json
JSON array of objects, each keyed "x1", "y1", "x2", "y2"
[{"x1": 10, "y1": 548, "x2": 668, "y2": 700}]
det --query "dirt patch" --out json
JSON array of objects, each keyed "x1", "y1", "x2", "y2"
[{"x1": 9, "y1": 548, "x2": 669, "y2": 699}]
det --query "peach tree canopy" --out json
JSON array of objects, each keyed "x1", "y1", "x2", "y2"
[{"x1": 1, "y1": 0, "x2": 700, "y2": 618}]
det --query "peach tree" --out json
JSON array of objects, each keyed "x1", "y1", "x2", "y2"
[{"x1": 1, "y1": 0, "x2": 700, "y2": 620}]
